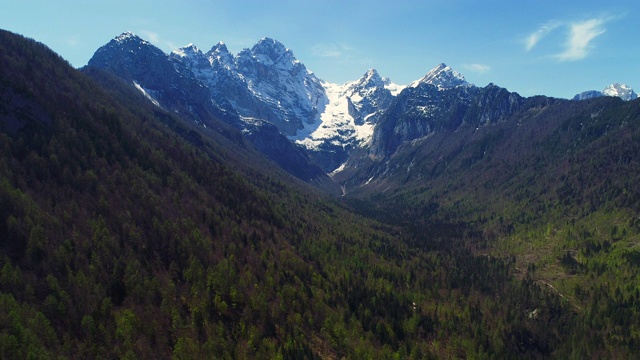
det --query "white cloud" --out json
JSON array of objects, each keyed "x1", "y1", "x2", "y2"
[
  {"x1": 462, "y1": 63, "x2": 491, "y2": 74},
  {"x1": 525, "y1": 16, "x2": 612, "y2": 62},
  {"x1": 311, "y1": 43, "x2": 342, "y2": 58},
  {"x1": 554, "y1": 18, "x2": 606, "y2": 61},
  {"x1": 166, "y1": 41, "x2": 180, "y2": 51},
  {"x1": 138, "y1": 30, "x2": 181, "y2": 52},
  {"x1": 525, "y1": 20, "x2": 561, "y2": 51}
]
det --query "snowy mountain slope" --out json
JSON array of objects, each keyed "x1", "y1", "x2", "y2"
[
  {"x1": 90, "y1": 32, "x2": 640, "y2": 183},
  {"x1": 169, "y1": 37, "x2": 329, "y2": 136},
  {"x1": 93, "y1": 36, "x2": 477, "y2": 173},
  {"x1": 293, "y1": 64, "x2": 477, "y2": 172},
  {"x1": 90, "y1": 33, "x2": 480, "y2": 171},
  {"x1": 293, "y1": 69, "x2": 402, "y2": 148},
  {"x1": 168, "y1": 42, "x2": 468, "y2": 168},
  {"x1": 289, "y1": 69, "x2": 404, "y2": 171}
]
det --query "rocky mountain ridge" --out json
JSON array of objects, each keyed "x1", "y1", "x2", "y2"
[
  {"x1": 88, "y1": 32, "x2": 639, "y2": 183},
  {"x1": 168, "y1": 36, "x2": 327, "y2": 136},
  {"x1": 88, "y1": 32, "x2": 333, "y2": 187}
]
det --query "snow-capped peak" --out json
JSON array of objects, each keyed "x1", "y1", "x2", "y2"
[
  {"x1": 171, "y1": 43, "x2": 201, "y2": 58},
  {"x1": 209, "y1": 41, "x2": 229, "y2": 53},
  {"x1": 409, "y1": 63, "x2": 470, "y2": 90},
  {"x1": 114, "y1": 31, "x2": 148, "y2": 45},
  {"x1": 602, "y1": 83, "x2": 637, "y2": 101},
  {"x1": 346, "y1": 69, "x2": 404, "y2": 95},
  {"x1": 115, "y1": 31, "x2": 135, "y2": 41},
  {"x1": 249, "y1": 37, "x2": 298, "y2": 66},
  {"x1": 206, "y1": 42, "x2": 234, "y2": 68},
  {"x1": 354, "y1": 69, "x2": 385, "y2": 89}
]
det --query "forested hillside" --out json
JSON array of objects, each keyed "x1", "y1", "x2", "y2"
[
  {"x1": 342, "y1": 84, "x2": 640, "y2": 357},
  {"x1": 0, "y1": 29, "x2": 637, "y2": 359}
]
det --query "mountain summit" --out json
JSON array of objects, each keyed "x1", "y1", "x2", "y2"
[
  {"x1": 409, "y1": 63, "x2": 470, "y2": 90},
  {"x1": 602, "y1": 83, "x2": 637, "y2": 101},
  {"x1": 233, "y1": 37, "x2": 328, "y2": 135},
  {"x1": 573, "y1": 83, "x2": 637, "y2": 101}
]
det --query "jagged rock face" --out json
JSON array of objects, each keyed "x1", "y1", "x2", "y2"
[
  {"x1": 368, "y1": 63, "x2": 479, "y2": 160},
  {"x1": 170, "y1": 37, "x2": 328, "y2": 136},
  {"x1": 89, "y1": 33, "x2": 332, "y2": 186},
  {"x1": 369, "y1": 83, "x2": 523, "y2": 159},
  {"x1": 234, "y1": 38, "x2": 328, "y2": 135},
  {"x1": 344, "y1": 69, "x2": 395, "y2": 126},
  {"x1": 88, "y1": 33, "x2": 218, "y2": 125},
  {"x1": 174, "y1": 43, "x2": 271, "y2": 126},
  {"x1": 471, "y1": 84, "x2": 524, "y2": 125},
  {"x1": 170, "y1": 44, "x2": 209, "y2": 73}
]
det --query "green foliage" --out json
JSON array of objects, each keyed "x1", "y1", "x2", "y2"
[
  {"x1": 2, "y1": 28, "x2": 640, "y2": 359},
  {"x1": 346, "y1": 80, "x2": 640, "y2": 357}
]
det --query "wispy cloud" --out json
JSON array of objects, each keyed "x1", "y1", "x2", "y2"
[
  {"x1": 524, "y1": 16, "x2": 612, "y2": 61},
  {"x1": 554, "y1": 18, "x2": 606, "y2": 61},
  {"x1": 311, "y1": 43, "x2": 343, "y2": 58},
  {"x1": 462, "y1": 63, "x2": 491, "y2": 74},
  {"x1": 138, "y1": 30, "x2": 182, "y2": 52},
  {"x1": 525, "y1": 20, "x2": 561, "y2": 51},
  {"x1": 140, "y1": 30, "x2": 160, "y2": 44},
  {"x1": 166, "y1": 41, "x2": 180, "y2": 51}
]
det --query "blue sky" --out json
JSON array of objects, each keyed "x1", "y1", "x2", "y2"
[{"x1": 2, "y1": 0, "x2": 638, "y2": 98}]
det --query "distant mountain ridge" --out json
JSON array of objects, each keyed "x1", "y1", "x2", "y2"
[{"x1": 573, "y1": 83, "x2": 637, "y2": 101}]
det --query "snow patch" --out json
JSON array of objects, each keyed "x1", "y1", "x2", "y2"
[
  {"x1": 133, "y1": 81, "x2": 161, "y2": 108},
  {"x1": 385, "y1": 82, "x2": 406, "y2": 96},
  {"x1": 409, "y1": 63, "x2": 470, "y2": 90},
  {"x1": 329, "y1": 162, "x2": 347, "y2": 177},
  {"x1": 292, "y1": 70, "x2": 402, "y2": 151}
]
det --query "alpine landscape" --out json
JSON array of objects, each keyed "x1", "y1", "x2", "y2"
[{"x1": 2, "y1": 1, "x2": 640, "y2": 358}]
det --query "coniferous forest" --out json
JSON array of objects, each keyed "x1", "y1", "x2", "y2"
[{"x1": 1, "y1": 29, "x2": 640, "y2": 359}]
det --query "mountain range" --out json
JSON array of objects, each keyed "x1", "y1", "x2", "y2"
[
  {"x1": 88, "y1": 32, "x2": 637, "y2": 179},
  {"x1": 3, "y1": 28, "x2": 640, "y2": 358}
]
